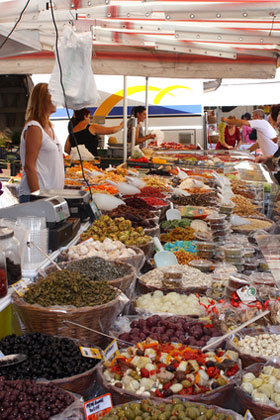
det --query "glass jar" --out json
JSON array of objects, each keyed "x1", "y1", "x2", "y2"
[
  {"x1": 0, "y1": 227, "x2": 21, "y2": 286},
  {"x1": 0, "y1": 249, "x2": 7, "y2": 298}
]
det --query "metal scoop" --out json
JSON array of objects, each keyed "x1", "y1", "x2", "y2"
[
  {"x1": 153, "y1": 237, "x2": 178, "y2": 268},
  {"x1": 0, "y1": 353, "x2": 27, "y2": 367},
  {"x1": 166, "y1": 202, "x2": 181, "y2": 221}
]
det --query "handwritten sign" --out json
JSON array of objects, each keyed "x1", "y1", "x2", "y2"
[{"x1": 84, "y1": 393, "x2": 113, "y2": 420}]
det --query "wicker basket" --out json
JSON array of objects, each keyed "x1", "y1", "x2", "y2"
[
  {"x1": 97, "y1": 364, "x2": 235, "y2": 408},
  {"x1": 235, "y1": 363, "x2": 280, "y2": 420},
  {"x1": 42, "y1": 259, "x2": 136, "y2": 296},
  {"x1": 41, "y1": 340, "x2": 101, "y2": 395},
  {"x1": 12, "y1": 287, "x2": 126, "y2": 345}
]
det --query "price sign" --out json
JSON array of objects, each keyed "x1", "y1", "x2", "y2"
[
  {"x1": 80, "y1": 346, "x2": 102, "y2": 359},
  {"x1": 237, "y1": 286, "x2": 257, "y2": 303},
  {"x1": 12, "y1": 279, "x2": 32, "y2": 296},
  {"x1": 0, "y1": 351, "x2": 4, "y2": 358},
  {"x1": 84, "y1": 393, "x2": 113, "y2": 420},
  {"x1": 103, "y1": 339, "x2": 119, "y2": 361},
  {"x1": 243, "y1": 409, "x2": 255, "y2": 420}
]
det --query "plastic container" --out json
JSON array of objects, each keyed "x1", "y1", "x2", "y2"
[
  {"x1": 243, "y1": 258, "x2": 258, "y2": 272},
  {"x1": 228, "y1": 273, "x2": 251, "y2": 290},
  {"x1": 211, "y1": 274, "x2": 228, "y2": 299},
  {"x1": 225, "y1": 255, "x2": 243, "y2": 264},
  {"x1": 258, "y1": 259, "x2": 269, "y2": 272},
  {"x1": 196, "y1": 241, "x2": 216, "y2": 259},
  {"x1": 207, "y1": 213, "x2": 227, "y2": 228},
  {"x1": 243, "y1": 247, "x2": 256, "y2": 259},
  {"x1": 214, "y1": 263, "x2": 237, "y2": 279},
  {"x1": 0, "y1": 227, "x2": 22, "y2": 286},
  {"x1": 189, "y1": 259, "x2": 214, "y2": 273},
  {"x1": 222, "y1": 244, "x2": 243, "y2": 258},
  {"x1": 251, "y1": 272, "x2": 275, "y2": 287},
  {"x1": 219, "y1": 203, "x2": 235, "y2": 214}
]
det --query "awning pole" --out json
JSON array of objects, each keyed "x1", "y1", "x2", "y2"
[
  {"x1": 123, "y1": 75, "x2": 127, "y2": 162},
  {"x1": 145, "y1": 76, "x2": 149, "y2": 136}
]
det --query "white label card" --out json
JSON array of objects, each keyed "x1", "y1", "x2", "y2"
[
  {"x1": 80, "y1": 346, "x2": 102, "y2": 359},
  {"x1": 236, "y1": 286, "x2": 257, "y2": 303},
  {"x1": 103, "y1": 339, "x2": 119, "y2": 361}
]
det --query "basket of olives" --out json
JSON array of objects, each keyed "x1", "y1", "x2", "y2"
[
  {"x1": 12, "y1": 269, "x2": 127, "y2": 345},
  {"x1": 43, "y1": 257, "x2": 137, "y2": 296},
  {"x1": 235, "y1": 362, "x2": 280, "y2": 420},
  {"x1": 0, "y1": 378, "x2": 83, "y2": 420},
  {"x1": 101, "y1": 398, "x2": 242, "y2": 420},
  {"x1": 0, "y1": 332, "x2": 101, "y2": 395}
]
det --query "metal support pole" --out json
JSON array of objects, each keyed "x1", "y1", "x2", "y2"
[
  {"x1": 123, "y1": 75, "x2": 128, "y2": 162},
  {"x1": 131, "y1": 117, "x2": 137, "y2": 155},
  {"x1": 145, "y1": 76, "x2": 149, "y2": 136}
]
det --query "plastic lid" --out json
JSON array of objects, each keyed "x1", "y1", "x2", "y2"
[
  {"x1": 0, "y1": 227, "x2": 14, "y2": 239},
  {"x1": 207, "y1": 213, "x2": 227, "y2": 222},
  {"x1": 229, "y1": 273, "x2": 250, "y2": 284},
  {"x1": 189, "y1": 259, "x2": 213, "y2": 268}
]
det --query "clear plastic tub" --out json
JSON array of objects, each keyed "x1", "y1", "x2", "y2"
[
  {"x1": 242, "y1": 247, "x2": 255, "y2": 259},
  {"x1": 251, "y1": 272, "x2": 275, "y2": 287},
  {"x1": 243, "y1": 258, "x2": 259, "y2": 271},
  {"x1": 189, "y1": 259, "x2": 214, "y2": 273},
  {"x1": 225, "y1": 255, "x2": 243, "y2": 264},
  {"x1": 196, "y1": 241, "x2": 216, "y2": 259},
  {"x1": 222, "y1": 244, "x2": 243, "y2": 258},
  {"x1": 214, "y1": 262, "x2": 237, "y2": 279},
  {"x1": 228, "y1": 273, "x2": 250, "y2": 290},
  {"x1": 219, "y1": 204, "x2": 235, "y2": 214},
  {"x1": 207, "y1": 213, "x2": 227, "y2": 228}
]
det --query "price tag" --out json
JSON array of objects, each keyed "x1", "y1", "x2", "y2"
[
  {"x1": 243, "y1": 409, "x2": 255, "y2": 420},
  {"x1": 80, "y1": 346, "x2": 102, "y2": 359},
  {"x1": 12, "y1": 279, "x2": 31, "y2": 297},
  {"x1": 103, "y1": 339, "x2": 119, "y2": 361},
  {"x1": 84, "y1": 393, "x2": 113, "y2": 420},
  {"x1": 0, "y1": 351, "x2": 4, "y2": 358},
  {"x1": 236, "y1": 286, "x2": 257, "y2": 303}
]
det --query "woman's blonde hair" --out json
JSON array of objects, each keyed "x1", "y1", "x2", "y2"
[{"x1": 25, "y1": 83, "x2": 52, "y2": 128}]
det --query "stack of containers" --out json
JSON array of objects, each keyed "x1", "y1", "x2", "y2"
[
  {"x1": 206, "y1": 213, "x2": 231, "y2": 243},
  {"x1": 16, "y1": 217, "x2": 48, "y2": 272}
]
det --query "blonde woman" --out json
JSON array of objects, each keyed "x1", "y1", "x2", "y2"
[{"x1": 19, "y1": 83, "x2": 64, "y2": 203}]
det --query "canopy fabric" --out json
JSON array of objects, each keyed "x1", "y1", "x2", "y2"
[{"x1": 0, "y1": 0, "x2": 279, "y2": 78}]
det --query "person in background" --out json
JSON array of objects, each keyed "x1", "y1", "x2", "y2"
[
  {"x1": 221, "y1": 109, "x2": 278, "y2": 156},
  {"x1": 64, "y1": 108, "x2": 123, "y2": 157},
  {"x1": 127, "y1": 106, "x2": 156, "y2": 146},
  {"x1": 241, "y1": 113, "x2": 254, "y2": 144},
  {"x1": 216, "y1": 115, "x2": 241, "y2": 150},
  {"x1": 268, "y1": 104, "x2": 280, "y2": 139},
  {"x1": 19, "y1": 83, "x2": 64, "y2": 203}
]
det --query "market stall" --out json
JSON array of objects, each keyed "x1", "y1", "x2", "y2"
[{"x1": 0, "y1": 154, "x2": 280, "y2": 420}]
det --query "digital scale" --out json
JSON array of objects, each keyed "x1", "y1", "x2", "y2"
[{"x1": 0, "y1": 195, "x2": 100, "y2": 251}]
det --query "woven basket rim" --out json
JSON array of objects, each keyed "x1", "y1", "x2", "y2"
[{"x1": 12, "y1": 285, "x2": 123, "y2": 314}]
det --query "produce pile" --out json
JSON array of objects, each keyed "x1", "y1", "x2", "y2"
[
  {"x1": 80, "y1": 215, "x2": 151, "y2": 245},
  {"x1": 0, "y1": 379, "x2": 74, "y2": 419},
  {"x1": 23, "y1": 269, "x2": 116, "y2": 307},
  {"x1": 118, "y1": 315, "x2": 222, "y2": 346},
  {"x1": 0, "y1": 332, "x2": 98, "y2": 380},
  {"x1": 8, "y1": 157, "x2": 280, "y2": 418},
  {"x1": 103, "y1": 340, "x2": 240, "y2": 397}
]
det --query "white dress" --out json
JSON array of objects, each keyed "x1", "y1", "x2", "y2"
[{"x1": 19, "y1": 120, "x2": 65, "y2": 196}]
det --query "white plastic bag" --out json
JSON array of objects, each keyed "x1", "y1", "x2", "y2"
[{"x1": 49, "y1": 26, "x2": 100, "y2": 109}]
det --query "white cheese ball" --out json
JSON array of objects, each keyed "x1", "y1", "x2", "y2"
[{"x1": 242, "y1": 372, "x2": 256, "y2": 383}]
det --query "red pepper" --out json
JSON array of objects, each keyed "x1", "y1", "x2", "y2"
[
  {"x1": 155, "y1": 389, "x2": 164, "y2": 398},
  {"x1": 207, "y1": 366, "x2": 220, "y2": 378},
  {"x1": 163, "y1": 382, "x2": 172, "y2": 390},
  {"x1": 225, "y1": 364, "x2": 239, "y2": 377},
  {"x1": 140, "y1": 368, "x2": 150, "y2": 378},
  {"x1": 173, "y1": 362, "x2": 179, "y2": 369}
]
